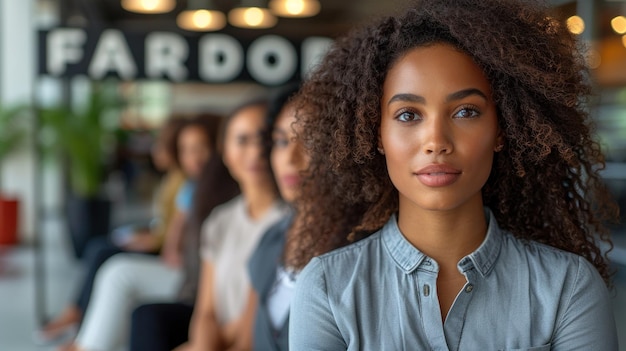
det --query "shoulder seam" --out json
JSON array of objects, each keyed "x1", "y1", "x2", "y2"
[
  {"x1": 316, "y1": 233, "x2": 381, "y2": 260},
  {"x1": 518, "y1": 237, "x2": 580, "y2": 259}
]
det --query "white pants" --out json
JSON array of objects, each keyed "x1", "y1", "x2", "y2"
[{"x1": 75, "y1": 254, "x2": 183, "y2": 351}]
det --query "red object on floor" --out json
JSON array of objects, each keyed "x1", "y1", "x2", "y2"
[{"x1": 0, "y1": 196, "x2": 19, "y2": 245}]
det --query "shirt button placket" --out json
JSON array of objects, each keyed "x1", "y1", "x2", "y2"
[
  {"x1": 443, "y1": 279, "x2": 475, "y2": 351},
  {"x1": 419, "y1": 273, "x2": 447, "y2": 349}
]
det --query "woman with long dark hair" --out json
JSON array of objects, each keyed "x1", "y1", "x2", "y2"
[
  {"x1": 130, "y1": 98, "x2": 287, "y2": 351},
  {"x1": 246, "y1": 83, "x2": 307, "y2": 351}
]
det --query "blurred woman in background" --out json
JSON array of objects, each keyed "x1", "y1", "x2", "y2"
[
  {"x1": 247, "y1": 83, "x2": 309, "y2": 351},
  {"x1": 130, "y1": 98, "x2": 287, "y2": 351},
  {"x1": 60, "y1": 114, "x2": 225, "y2": 351},
  {"x1": 37, "y1": 117, "x2": 186, "y2": 344}
]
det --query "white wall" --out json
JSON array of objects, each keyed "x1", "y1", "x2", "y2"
[{"x1": 0, "y1": 0, "x2": 37, "y2": 243}]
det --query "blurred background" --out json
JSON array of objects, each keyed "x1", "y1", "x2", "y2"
[{"x1": 0, "y1": 0, "x2": 624, "y2": 350}]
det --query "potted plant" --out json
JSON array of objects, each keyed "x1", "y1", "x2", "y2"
[
  {"x1": 0, "y1": 103, "x2": 30, "y2": 246},
  {"x1": 40, "y1": 85, "x2": 122, "y2": 258}
]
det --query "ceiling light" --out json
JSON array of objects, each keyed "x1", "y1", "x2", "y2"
[
  {"x1": 177, "y1": 0, "x2": 225, "y2": 31},
  {"x1": 121, "y1": 0, "x2": 176, "y2": 14},
  {"x1": 229, "y1": 2, "x2": 277, "y2": 29},
  {"x1": 566, "y1": 15, "x2": 584, "y2": 35},
  {"x1": 611, "y1": 16, "x2": 626, "y2": 35},
  {"x1": 177, "y1": 9, "x2": 226, "y2": 31},
  {"x1": 269, "y1": 0, "x2": 320, "y2": 18}
]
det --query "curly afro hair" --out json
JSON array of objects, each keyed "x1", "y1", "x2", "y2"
[{"x1": 288, "y1": 0, "x2": 619, "y2": 285}]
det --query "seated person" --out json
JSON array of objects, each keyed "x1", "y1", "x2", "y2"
[
  {"x1": 57, "y1": 114, "x2": 229, "y2": 351},
  {"x1": 36, "y1": 117, "x2": 186, "y2": 344},
  {"x1": 129, "y1": 97, "x2": 289, "y2": 351}
]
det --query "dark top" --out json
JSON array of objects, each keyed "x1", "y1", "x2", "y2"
[{"x1": 248, "y1": 213, "x2": 294, "y2": 351}]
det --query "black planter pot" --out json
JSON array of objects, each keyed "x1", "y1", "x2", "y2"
[{"x1": 66, "y1": 195, "x2": 112, "y2": 259}]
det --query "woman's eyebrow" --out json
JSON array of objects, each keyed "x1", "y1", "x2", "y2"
[
  {"x1": 387, "y1": 93, "x2": 425, "y2": 106},
  {"x1": 446, "y1": 88, "x2": 488, "y2": 102},
  {"x1": 387, "y1": 88, "x2": 488, "y2": 106}
]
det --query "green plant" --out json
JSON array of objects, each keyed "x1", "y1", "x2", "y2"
[
  {"x1": 0, "y1": 103, "x2": 30, "y2": 191},
  {"x1": 40, "y1": 86, "x2": 122, "y2": 198}
]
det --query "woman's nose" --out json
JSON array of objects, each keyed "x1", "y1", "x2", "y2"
[{"x1": 421, "y1": 115, "x2": 453, "y2": 155}]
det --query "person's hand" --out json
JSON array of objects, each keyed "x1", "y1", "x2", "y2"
[
  {"x1": 121, "y1": 231, "x2": 159, "y2": 252},
  {"x1": 56, "y1": 342, "x2": 82, "y2": 351},
  {"x1": 172, "y1": 342, "x2": 190, "y2": 351},
  {"x1": 172, "y1": 341, "x2": 203, "y2": 351},
  {"x1": 160, "y1": 242, "x2": 182, "y2": 268},
  {"x1": 222, "y1": 334, "x2": 251, "y2": 351},
  {"x1": 222, "y1": 330, "x2": 251, "y2": 351},
  {"x1": 224, "y1": 346, "x2": 250, "y2": 351}
]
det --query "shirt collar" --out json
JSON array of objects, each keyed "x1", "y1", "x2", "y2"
[
  {"x1": 381, "y1": 208, "x2": 503, "y2": 277},
  {"x1": 465, "y1": 209, "x2": 503, "y2": 277}
]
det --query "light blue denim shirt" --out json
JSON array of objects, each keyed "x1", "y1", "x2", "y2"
[{"x1": 289, "y1": 209, "x2": 617, "y2": 350}]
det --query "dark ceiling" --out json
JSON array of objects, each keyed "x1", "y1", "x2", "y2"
[{"x1": 59, "y1": 0, "x2": 409, "y2": 39}]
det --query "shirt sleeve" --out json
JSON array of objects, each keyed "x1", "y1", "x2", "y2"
[
  {"x1": 289, "y1": 257, "x2": 346, "y2": 351},
  {"x1": 200, "y1": 211, "x2": 221, "y2": 262},
  {"x1": 551, "y1": 256, "x2": 618, "y2": 350},
  {"x1": 175, "y1": 181, "x2": 195, "y2": 214}
]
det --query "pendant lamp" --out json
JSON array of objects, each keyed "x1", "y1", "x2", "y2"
[
  {"x1": 268, "y1": 0, "x2": 320, "y2": 18},
  {"x1": 611, "y1": 15, "x2": 626, "y2": 34},
  {"x1": 177, "y1": 0, "x2": 226, "y2": 31},
  {"x1": 121, "y1": 0, "x2": 176, "y2": 14},
  {"x1": 228, "y1": 0, "x2": 277, "y2": 29}
]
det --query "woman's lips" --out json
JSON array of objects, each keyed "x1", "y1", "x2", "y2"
[
  {"x1": 280, "y1": 174, "x2": 301, "y2": 187},
  {"x1": 247, "y1": 164, "x2": 265, "y2": 173},
  {"x1": 414, "y1": 164, "x2": 462, "y2": 187}
]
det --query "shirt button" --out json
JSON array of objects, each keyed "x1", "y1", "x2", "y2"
[
  {"x1": 423, "y1": 284, "x2": 430, "y2": 297},
  {"x1": 465, "y1": 284, "x2": 474, "y2": 293}
]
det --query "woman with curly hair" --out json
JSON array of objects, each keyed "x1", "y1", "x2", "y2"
[
  {"x1": 289, "y1": 0, "x2": 620, "y2": 349},
  {"x1": 247, "y1": 83, "x2": 307, "y2": 351}
]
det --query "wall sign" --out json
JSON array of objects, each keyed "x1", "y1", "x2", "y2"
[{"x1": 38, "y1": 28, "x2": 333, "y2": 85}]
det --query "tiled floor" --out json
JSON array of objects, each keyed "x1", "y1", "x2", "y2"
[
  {"x1": 1, "y1": 218, "x2": 626, "y2": 351},
  {"x1": 0, "y1": 223, "x2": 78, "y2": 351},
  {"x1": 0, "y1": 201, "x2": 151, "y2": 351}
]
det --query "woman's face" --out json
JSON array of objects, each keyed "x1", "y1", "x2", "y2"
[
  {"x1": 379, "y1": 43, "x2": 502, "y2": 213},
  {"x1": 152, "y1": 126, "x2": 176, "y2": 171},
  {"x1": 223, "y1": 105, "x2": 273, "y2": 188},
  {"x1": 151, "y1": 139, "x2": 173, "y2": 172},
  {"x1": 178, "y1": 124, "x2": 212, "y2": 180},
  {"x1": 271, "y1": 104, "x2": 310, "y2": 203}
]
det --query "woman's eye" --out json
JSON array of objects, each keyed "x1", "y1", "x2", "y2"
[
  {"x1": 397, "y1": 111, "x2": 420, "y2": 122},
  {"x1": 273, "y1": 138, "x2": 289, "y2": 148},
  {"x1": 454, "y1": 107, "x2": 480, "y2": 119},
  {"x1": 236, "y1": 136, "x2": 249, "y2": 145}
]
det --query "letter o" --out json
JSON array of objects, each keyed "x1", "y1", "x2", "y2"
[
  {"x1": 247, "y1": 35, "x2": 297, "y2": 85},
  {"x1": 199, "y1": 34, "x2": 244, "y2": 83}
]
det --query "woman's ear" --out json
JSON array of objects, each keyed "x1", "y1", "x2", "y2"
[
  {"x1": 377, "y1": 130, "x2": 385, "y2": 155},
  {"x1": 494, "y1": 130, "x2": 505, "y2": 152}
]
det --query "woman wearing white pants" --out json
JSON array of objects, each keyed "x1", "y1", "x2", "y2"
[
  {"x1": 60, "y1": 114, "x2": 231, "y2": 351},
  {"x1": 74, "y1": 254, "x2": 183, "y2": 351}
]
